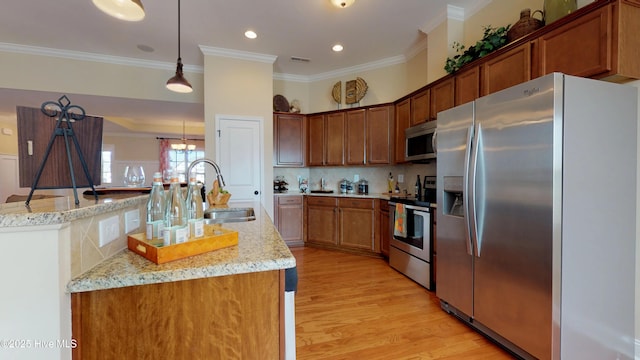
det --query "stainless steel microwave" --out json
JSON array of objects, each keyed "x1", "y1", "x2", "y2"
[{"x1": 405, "y1": 121, "x2": 437, "y2": 162}]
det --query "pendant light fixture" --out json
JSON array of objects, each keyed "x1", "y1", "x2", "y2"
[
  {"x1": 166, "y1": 0, "x2": 193, "y2": 93},
  {"x1": 171, "y1": 118, "x2": 194, "y2": 150},
  {"x1": 92, "y1": 0, "x2": 145, "y2": 21}
]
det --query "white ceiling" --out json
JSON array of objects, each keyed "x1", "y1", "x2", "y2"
[{"x1": 0, "y1": 0, "x2": 485, "y2": 136}]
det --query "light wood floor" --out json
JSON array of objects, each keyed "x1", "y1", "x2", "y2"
[{"x1": 291, "y1": 246, "x2": 515, "y2": 360}]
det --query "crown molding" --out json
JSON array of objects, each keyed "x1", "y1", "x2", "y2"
[
  {"x1": 199, "y1": 46, "x2": 277, "y2": 64},
  {"x1": 275, "y1": 55, "x2": 406, "y2": 83},
  {"x1": 0, "y1": 42, "x2": 203, "y2": 74}
]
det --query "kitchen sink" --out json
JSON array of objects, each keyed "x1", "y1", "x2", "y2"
[{"x1": 204, "y1": 207, "x2": 256, "y2": 224}]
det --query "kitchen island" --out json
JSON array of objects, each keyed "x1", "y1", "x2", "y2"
[{"x1": 0, "y1": 194, "x2": 295, "y2": 360}]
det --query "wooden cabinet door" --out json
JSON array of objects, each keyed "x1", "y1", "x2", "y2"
[
  {"x1": 455, "y1": 65, "x2": 480, "y2": 106},
  {"x1": 394, "y1": 98, "x2": 410, "y2": 164},
  {"x1": 276, "y1": 195, "x2": 303, "y2": 246},
  {"x1": 325, "y1": 112, "x2": 345, "y2": 166},
  {"x1": 307, "y1": 114, "x2": 325, "y2": 166},
  {"x1": 367, "y1": 105, "x2": 393, "y2": 165},
  {"x1": 338, "y1": 198, "x2": 377, "y2": 252},
  {"x1": 429, "y1": 77, "x2": 455, "y2": 121},
  {"x1": 17, "y1": 106, "x2": 103, "y2": 188},
  {"x1": 538, "y1": 5, "x2": 612, "y2": 78},
  {"x1": 379, "y1": 200, "x2": 391, "y2": 257},
  {"x1": 410, "y1": 88, "x2": 430, "y2": 126},
  {"x1": 345, "y1": 109, "x2": 366, "y2": 165},
  {"x1": 273, "y1": 113, "x2": 305, "y2": 167},
  {"x1": 306, "y1": 201, "x2": 338, "y2": 246},
  {"x1": 481, "y1": 42, "x2": 532, "y2": 96}
]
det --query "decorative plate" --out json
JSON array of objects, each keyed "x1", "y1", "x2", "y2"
[
  {"x1": 331, "y1": 81, "x2": 341, "y2": 104},
  {"x1": 273, "y1": 94, "x2": 289, "y2": 112}
]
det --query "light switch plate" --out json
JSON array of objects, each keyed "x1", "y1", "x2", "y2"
[
  {"x1": 125, "y1": 209, "x2": 140, "y2": 233},
  {"x1": 98, "y1": 216, "x2": 119, "y2": 247},
  {"x1": 398, "y1": 174, "x2": 404, "y2": 183}
]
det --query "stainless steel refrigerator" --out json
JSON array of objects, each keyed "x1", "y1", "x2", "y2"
[{"x1": 436, "y1": 73, "x2": 636, "y2": 360}]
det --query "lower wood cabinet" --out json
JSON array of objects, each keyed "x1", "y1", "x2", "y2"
[
  {"x1": 306, "y1": 196, "x2": 339, "y2": 246},
  {"x1": 274, "y1": 195, "x2": 303, "y2": 246},
  {"x1": 379, "y1": 200, "x2": 391, "y2": 257},
  {"x1": 338, "y1": 198, "x2": 377, "y2": 252},
  {"x1": 305, "y1": 196, "x2": 380, "y2": 255},
  {"x1": 72, "y1": 271, "x2": 284, "y2": 360}
]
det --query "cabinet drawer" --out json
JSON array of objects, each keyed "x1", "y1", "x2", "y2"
[
  {"x1": 277, "y1": 195, "x2": 303, "y2": 205},
  {"x1": 307, "y1": 196, "x2": 337, "y2": 207},
  {"x1": 339, "y1": 198, "x2": 374, "y2": 209}
]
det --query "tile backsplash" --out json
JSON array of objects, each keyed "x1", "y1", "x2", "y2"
[{"x1": 274, "y1": 162, "x2": 436, "y2": 196}]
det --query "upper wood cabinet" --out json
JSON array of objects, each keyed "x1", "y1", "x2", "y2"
[
  {"x1": 537, "y1": 1, "x2": 640, "y2": 81},
  {"x1": 307, "y1": 114, "x2": 325, "y2": 166},
  {"x1": 394, "y1": 99, "x2": 410, "y2": 164},
  {"x1": 367, "y1": 105, "x2": 394, "y2": 165},
  {"x1": 273, "y1": 113, "x2": 305, "y2": 167},
  {"x1": 429, "y1": 77, "x2": 455, "y2": 121},
  {"x1": 455, "y1": 65, "x2": 480, "y2": 106},
  {"x1": 410, "y1": 89, "x2": 430, "y2": 126},
  {"x1": 325, "y1": 112, "x2": 345, "y2": 166},
  {"x1": 307, "y1": 112, "x2": 345, "y2": 166},
  {"x1": 345, "y1": 109, "x2": 366, "y2": 165},
  {"x1": 481, "y1": 42, "x2": 533, "y2": 96}
]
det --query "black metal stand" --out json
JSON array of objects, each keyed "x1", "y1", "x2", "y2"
[{"x1": 25, "y1": 95, "x2": 98, "y2": 206}]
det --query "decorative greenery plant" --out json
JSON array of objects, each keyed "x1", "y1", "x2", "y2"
[{"x1": 444, "y1": 25, "x2": 511, "y2": 74}]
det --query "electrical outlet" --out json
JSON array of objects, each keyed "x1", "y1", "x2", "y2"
[
  {"x1": 125, "y1": 209, "x2": 140, "y2": 233},
  {"x1": 398, "y1": 174, "x2": 404, "y2": 183},
  {"x1": 353, "y1": 174, "x2": 359, "y2": 182},
  {"x1": 98, "y1": 216, "x2": 120, "y2": 247}
]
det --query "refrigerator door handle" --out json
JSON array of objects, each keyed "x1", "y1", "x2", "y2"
[
  {"x1": 462, "y1": 125, "x2": 474, "y2": 256},
  {"x1": 469, "y1": 123, "x2": 482, "y2": 257}
]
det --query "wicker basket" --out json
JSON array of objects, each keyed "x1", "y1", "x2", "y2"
[{"x1": 507, "y1": 9, "x2": 544, "y2": 43}]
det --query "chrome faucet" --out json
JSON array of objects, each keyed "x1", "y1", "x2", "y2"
[{"x1": 187, "y1": 158, "x2": 226, "y2": 187}]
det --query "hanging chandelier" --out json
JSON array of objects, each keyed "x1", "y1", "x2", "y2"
[{"x1": 171, "y1": 119, "x2": 196, "y2": 150}]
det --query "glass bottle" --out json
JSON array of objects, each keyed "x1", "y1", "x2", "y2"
[
  {"x1": 415, "y1": 175, "x2": 422, "y2": 201},
  {"x1": 145, "y1": 172, "x2": 165, "y2": 246},
  {"x1": 543, "y1": 0, "x2": 577, "y2": 24},
  {"x1": 163, "y1": 174, "x2": 188, "y2": 245},
  {"x1": 186, "y1": 177, "x2": 205, "y2": 239}
]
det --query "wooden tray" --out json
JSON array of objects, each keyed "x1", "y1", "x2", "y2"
[{"x1": 127, "y1": 224, "x2": 238, "y2": 264}]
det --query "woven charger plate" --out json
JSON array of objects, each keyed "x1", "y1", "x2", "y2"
[{"x1": 273, "y1": 94, "x2": 289, "y2": 112}]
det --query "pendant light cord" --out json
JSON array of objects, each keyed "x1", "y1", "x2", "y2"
[{"x1": 177, "y1": 0, "x2": 182, "y2": 60}]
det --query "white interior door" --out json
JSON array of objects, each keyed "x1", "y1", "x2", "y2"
[
  {"x1": 0, "y1": 154, "x2": 19, "y2": 203},
  {"x1": 215, "y1": 116, "x2": 262, "y2": 202}
]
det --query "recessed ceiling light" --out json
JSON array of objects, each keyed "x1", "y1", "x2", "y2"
[
  {"x1": 331, "y1": 0, "x2": 355, "y2": 8},
  {"x1": 332, "y1": 44, "x2": 344, "y2": 52},
  {"x1": 245, "y1": 30, "x2": 257, "y2": 39}
]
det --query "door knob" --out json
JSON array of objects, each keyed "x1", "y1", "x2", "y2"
[{"x1": 254, "y1": 190, "x2": 259, "y2": 195}]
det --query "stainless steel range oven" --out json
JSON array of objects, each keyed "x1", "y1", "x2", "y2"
[{"x1": 388, "y1": 200, "x2": 434, "y2": 290}]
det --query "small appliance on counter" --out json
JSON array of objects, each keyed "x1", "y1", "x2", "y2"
[
  {"x1": 274, "y1": 176, "x2": 288, "y2": 193},
  {"x1": 357, "y1": 179, "x2": 369, "y2": 195}
]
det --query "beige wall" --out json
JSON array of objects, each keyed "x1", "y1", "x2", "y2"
[
  {"x1": 202, "y1": 54, "x2": 275, "y2": 218},
  {"x1": 0, "y1": 115, "x2": 18, "y2": 155}
]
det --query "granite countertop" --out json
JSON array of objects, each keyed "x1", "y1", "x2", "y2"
[
  {"x1": 275, "y1": 191, "x2": 408, "y2": 201},
  {"x1": 0, "y1": 193, "x2": 147, "y2": 227},
  {"x1": 66, "y1": 201, "x2": 296, "y2": 293}
]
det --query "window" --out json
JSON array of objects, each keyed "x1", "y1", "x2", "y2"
[
  {"x1": 101, "y1": 144, "x2": 114, "y2": 184},
  {"x1": 168, "y1": 149, "x2": 206, "y2": 183}
]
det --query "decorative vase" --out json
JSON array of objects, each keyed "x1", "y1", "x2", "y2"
[
  {"x1": 507, "y1": 8, "x2": 544, "y2": 42},
  {"x1": 543, "y1": 0, "x2": 577, "y2": 24}
]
